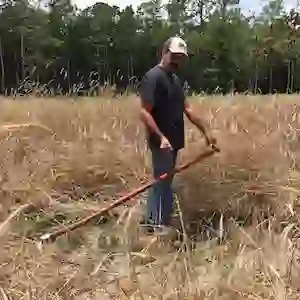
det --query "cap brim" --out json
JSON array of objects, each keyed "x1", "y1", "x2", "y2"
[{"x1": 169, "y1": 48, "x2": 189, "y2": 56}]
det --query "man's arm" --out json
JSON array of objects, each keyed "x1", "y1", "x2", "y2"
[
  {"x1": 184, "y1": 99, "x2": 216, "y2": 145},
  {"x1": 139, "y1": 73, "x2": 172, "y2": 149},
  {"x1": 139, "y1": 72, "x2": 163, "y2": 139},
  {"x1": 140, "y1": 103, "x2": 164, "y2": 140}
]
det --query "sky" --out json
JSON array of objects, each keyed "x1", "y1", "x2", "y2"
[{"x1": 72, "y1": 0, "x2": 299, "y2": 15}]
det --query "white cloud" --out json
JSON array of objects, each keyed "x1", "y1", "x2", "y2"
[{"x1": 72, "y1": 0, "x2": 298, "y2": 13}]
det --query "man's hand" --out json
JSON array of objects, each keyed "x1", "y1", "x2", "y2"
[
  {"x1": 140, "y1": 106, "x2": 172, "y2": 150},
  {"x1": 204, "y1": 133, "x2": 217, "y2": 147},
  {"x1": 160, "y1": 136, "x2": 173, "y2": 150}
]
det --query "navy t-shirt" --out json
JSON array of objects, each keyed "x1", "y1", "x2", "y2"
[{"x1": 139, "y1": 65, "x2": 185, "y2": 151}]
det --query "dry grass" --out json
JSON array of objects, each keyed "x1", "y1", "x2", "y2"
[{"x1": 0, "y1": 94, "x2": 300, "y2": 299}]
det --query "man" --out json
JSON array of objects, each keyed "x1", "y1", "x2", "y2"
[{"x1": 139, "y1": 36, "x2": 217, "y2": 232}]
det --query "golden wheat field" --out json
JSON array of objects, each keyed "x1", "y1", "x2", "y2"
[{"x1": 0, "y1": 94, "x2": 300, "y2": 299}]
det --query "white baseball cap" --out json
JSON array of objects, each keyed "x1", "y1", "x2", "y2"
[{"x1": 167, "y1": 37, "x2": 188, "y2": 56}]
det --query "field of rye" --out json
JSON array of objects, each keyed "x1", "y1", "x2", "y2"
[{"x1": 0, "y1": 94, "x2": 300, "y2": 299}]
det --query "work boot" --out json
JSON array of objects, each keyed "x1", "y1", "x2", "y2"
[
  {"x1": 139, "y1": 219, "x2": 155, "y2": 235},
  {"x1": 154, "y1": 225, "x2": 179, "y2": 241}
]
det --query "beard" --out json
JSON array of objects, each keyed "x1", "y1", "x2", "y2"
[{"x1": 169, "y1": 61, "x2": 179, "y2": 71}]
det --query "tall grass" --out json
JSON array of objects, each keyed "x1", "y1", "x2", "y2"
[{"x1": 0, "y1": 94, "x2": 299, "y2": 299}]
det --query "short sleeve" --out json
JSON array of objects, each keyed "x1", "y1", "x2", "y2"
[{"x1": 139, "y1": 71, "x2": 157, "y2": 107}]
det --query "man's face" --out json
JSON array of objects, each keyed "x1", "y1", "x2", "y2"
[{"x1": 163, "y1": 51, "x2": 186, "y2": 71}]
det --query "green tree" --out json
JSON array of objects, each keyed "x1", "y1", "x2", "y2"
[{"x1": 0, "y1": 0, "x2": 299, "y2": 95}]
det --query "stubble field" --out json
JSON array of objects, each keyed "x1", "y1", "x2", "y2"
[{"x1": 0, "y1": 94, "x2": 300, "y2": 299}]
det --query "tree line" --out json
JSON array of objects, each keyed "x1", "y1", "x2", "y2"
[{"x1": 0, "y1": 0, "x2": 300, "y2": 96}]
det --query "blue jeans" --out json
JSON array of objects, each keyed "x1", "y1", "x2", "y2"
[{"x1": 145, "y1": 148, "x2": 178, "y2": 227}]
